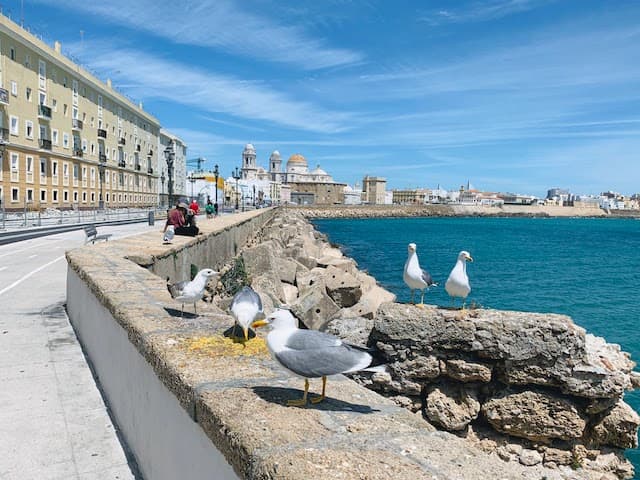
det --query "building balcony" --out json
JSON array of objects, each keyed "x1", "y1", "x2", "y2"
[
  {"x1": 38, "y1": 104, "x2": 52, "y2": 120},
  {"x1": 0, "y1": 128, "x2": 9, "y2": 141},
  {"x1": 147, "y1": 167, "x2": 154, "y2": 174},
  {"x1": 72, "y1": 119, "x2": 83, "y2": 130},
  {"x1": 118, "y1": 160, "x2": 126, "y2": 168},
  {"x1": 135, "y1": 164, "x2": 141, "y2": 171},
  {"x1": 73, "y1": 148, "x2": 84, "y2": 158},
  {"x1": 39, "y1": 138, "x2": 52, "y2": 150},
  {"x1": 136, "y1": 144, "x2": 141, "y2": 152},
  {"x1": 99, "y1": 153, "x2": 107, "y2": 163},
  {"x1": 97, "y1": 128, "x2": 107, "y2": 139},
  {"x1": 118, "y1": 137, "x2": 126, "y2": 146},
  {"x1": 0, "y1": 87, "x2": 9, "y2": 105},
  {"x1": 148, "y1": 149, "x2": 153, "y2": 156}
]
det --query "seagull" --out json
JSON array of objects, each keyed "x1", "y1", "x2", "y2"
[
  {"x1": 252, "y1": 308, "x2": 384, "y2": 406},
  {"x1": 403, "y1": 242, "x2": 437, "y2": 306},
  {"x1": 163, "y1": 225, "x2": 175, "y2": 244},
  {"x1": 230, "y1": 286, "x2": 265, "y2": 342},
  {"x1": 445, "y1": 251, "x2": 473, "y2": 310},
  {"x1": 167, "y1": 268, "x2": 218, "y2": 316}
]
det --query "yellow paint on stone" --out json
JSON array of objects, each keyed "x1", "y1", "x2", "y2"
[{"x1": 185, "y1": 335, "x2": 269, "y2": 357}]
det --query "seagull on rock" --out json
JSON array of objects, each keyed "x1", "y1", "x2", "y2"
[
  {"x1": 167, "y1": 268, "x2": 218, "y2": 316},
  {"x1": 445, "y1": 251, "x2": 473, "y2": 310},
  {"x1": 403, "y1": 243, "x2": 437, "y2": 306},
  {"x1": 230, "y1": 286, "x2": 265, "y2": 342},
  {"x1": 252, "y1": 308, "x2": 385, "y2": 406}
]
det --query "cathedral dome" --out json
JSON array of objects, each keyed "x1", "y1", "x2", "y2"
[
  {"x1": 270, "y1": 150, "x2": 281, "y2": 160},
  {"x1": 243, "y1": 143, "x2": 256, "y2": 154},
  {"x1": 287, "y1": 154, "x2": 307, "y2": 167},
  {"x1": 311, "y1": 165, "x2": 328, "y2": 176}
]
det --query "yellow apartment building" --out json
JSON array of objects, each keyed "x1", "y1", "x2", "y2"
[{"x1": 0, "y1": 14, "x2": 161, "y2": 212}]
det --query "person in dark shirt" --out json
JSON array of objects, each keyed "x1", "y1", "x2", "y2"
[{"x1": 164, "y1": 202, "x2": 199, "y2": 236}]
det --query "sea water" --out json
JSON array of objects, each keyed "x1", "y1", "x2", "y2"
[{"x1": 312, "y1": 216, "x2": 640, "y2": 474}]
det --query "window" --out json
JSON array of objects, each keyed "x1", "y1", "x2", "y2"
[
  {"x1": 10, "y1": 81, "x2": 17, "y2": 96},
  {"x1": 63, "y1": 104, "x2": 68, "y2": 116},
  {"x1": 52, "y1": 99, "x2": 57, "y2": 111},
  {"x1": 63, "y1": 190, "x2": 69, "y2": 202},
  {"x1": 24, "y1": 54, "x2": 31, "y2": 68},
  {"x1": 62, "y1": 132, "x2": 69, "y2": 149},
  {"x1": 10, "y1": 153, "x2": 19, "y2": 182},
  {"x1": 52, "y1": 190, "x2": 58, "y2": 203},
  {"x1": 26, "y1": 156, "x2": 33, "y2": 183},
  {"x1": 90, "y1": 142, "x2": 95, "y2": 155},
  {"x1": 26, "y1": 189, "x2": 34, "y2": 202},
  {"x1": 10, "y1": 116, "x2": 18, "y2": 135},
  {"x1": 38, "y1": 60, "x2": 46, "y2": 90},
  {"x1": 73, "y1": 191, "x2": 78, "y2": 202},
  {"x1": 82, "y1": 167, "x2": 87, "y2": 186},
  {"x1": 52, "y1": 130, "x2": 59, "y2": 145},
  {"x1": 10, "y1": 47, "x2": 15, "y2": 61},
  {"x1": 11, "y1": 188, "x2": 19, "y2": 202},
  {"x1": 106, "y1": 193, "x2": 110, "y2": 202},
  {"x1": 63, "y1": 162, "x2": 69, "y2": 186},
  {"x1": 40, "y1": 189, "x2": 46, "y2": 202},
  {"x1": 73, "y1": 164, "x2": 79, "y2": 187},
  {"x1": 51, "y1": 160, "x2": 58, "y2": 177},
  {"x1": 90, "y1": 192, "x2": 95, "y2": 203},
  {"x1": 39, "y1": 92, "x2": 46, "y2": 106},
  {"x1": 26, "y1": 87, "x2": 32, "y2": 102},
  {"x1": 90, "y1": 167, "x2": 95, "y2": 187},
  {"x1": 82, "y1": 139, "x2": 87, "y2": 152},
  {"x1": 25, "y1": 121, "x2": 33, "y2": 139},
  {"x1": 82, "y1": 191, "x2": 87, "y2": 203}
]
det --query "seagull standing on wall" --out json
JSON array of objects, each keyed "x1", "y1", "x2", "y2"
[
  {"x1": 230, "y1": 286, "x2": 265, "y2": 342},
  {"x1": 445, "y1": 251, "x2": 473, "y2": 310},
  {"x1": 167, "y1": 268, "x2": 218, "y2": 316},
  {"x1": 252, "y1": 308, "x2": 384, "y2": 406},
  {"x1": 403, "y1": 243, "x2": 437, "y2": 306}
]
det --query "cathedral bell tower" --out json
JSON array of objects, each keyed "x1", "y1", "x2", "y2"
[{"x1": 241, "y1": 143, "x2": 257, "y2": 180}]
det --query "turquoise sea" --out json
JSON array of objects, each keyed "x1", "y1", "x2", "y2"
[{"x1": 312, "y1": 217, "x2": 640, "y2": 474}]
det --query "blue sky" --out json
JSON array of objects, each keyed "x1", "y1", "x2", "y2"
[{"x1": 12, "y1": 0, "x2": 640, "y2": 196}]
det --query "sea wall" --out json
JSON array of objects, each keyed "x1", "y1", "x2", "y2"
[
  {"x1": 65, "y1": 207, "x2": 639, "y2": 480},
  {"x1": 289, "y1": 204, "x2": 626, "y2": 218}
]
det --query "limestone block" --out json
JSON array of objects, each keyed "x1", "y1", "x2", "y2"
[
  {"x1": 290, "y1": 283, "x2": 340, "y2": 330},
  {"x1": 518, "y1": 449, "x2": 542, "y2": 466},
  {"x1": 590, "y1": 400, "x2": 640, "y2": 449},
  {"x1": 295, "y1": 267, "x2": 326, "y2": 295},
  {"x1": 242, "y1": 241, "x2": 279, "y2": 278},
  {"x1": 276, "y1": 257, "x2": 299, "y2": 284},
  {"x1": 482, "y1": 391, "x2": 587, "y2": 442},
  {"x1": 281, "y1": 283, "x2": 299, "y2": 305},
  {"x1": 543, "y1": 447, "x2": 573, "y2": 466},
  {"x1": 445, "y1": 359, "x2": 492, "y2": 383},
  {"x1": 341, "y1": 286, "x2": 396, "y2": 320},
  {"x1": 324, "y1": 266, "x2": 362, "y2": 308},
  {"x1": 251, "y1": 273, "x2": 285, "y2": 307},
  {"x1": 425, "y1": 384, "x2": 480, "y2": 431}
]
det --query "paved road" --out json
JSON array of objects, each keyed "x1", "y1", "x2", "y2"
[{"x1": 0, "y1": 223, "x2": 159, "y2": 480}]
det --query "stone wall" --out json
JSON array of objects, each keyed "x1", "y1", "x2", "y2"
[{"x1": 247, "y1": 209, "x2": 640, "y2": 479}]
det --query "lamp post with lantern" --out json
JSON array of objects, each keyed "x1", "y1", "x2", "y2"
[
  {"x1": 163, "y1": 140, "x2": 175, "y2": 207},
  {"x1": 231, "y1": 167, "x2": 240, "y2": 211},
  {"x1": 213, "y1": 164, "x2": 219, "y2": 209}
]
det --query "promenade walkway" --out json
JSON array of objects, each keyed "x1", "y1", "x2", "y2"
[{"x1": 0, "y1": 222, "x2": 160, "y2": 479}]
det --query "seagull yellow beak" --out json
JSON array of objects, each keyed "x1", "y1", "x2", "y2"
[
  {"x1": 467, "y1": 255, "x2": 474, "y2": 262},
  {"x1": 251, "y1": 319, "x2": 269, "y2": 329}
]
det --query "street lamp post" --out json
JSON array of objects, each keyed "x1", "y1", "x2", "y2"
[
  {"x1": 164, "y1": 140, "x2": 174, "y2": 207},
  {"x1": 231, "y1": 167, "x2": 240, "y2": 211},
  {"x1": 98, "y1": 160, "x2": 105, "y2": 210},
  {"x1": 253, "y1": 185, "x2": 256, "y2": 207},
  {"x1": 213, "y1": 164, "x2": 219, "y2": 209},
  {"x1": 160, "y1": 170, "x2": 166, "y2": 207},
  {"x1": 189, "y1": 173, "x2": 196, "y2": 202}
]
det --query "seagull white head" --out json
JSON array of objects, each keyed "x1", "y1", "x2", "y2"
[
  {"x1": 198, "y1": 268, "x2": 219, "y2": 279},
  {"x1": 407, "y1": 243, "x2": 417, "y2": 253},
  {"x1": 253, "y1": 308, "x2": 297, "y2": 330},
  {"x1": 458, "y1": 251, "x2": 474, "y2": 262}
]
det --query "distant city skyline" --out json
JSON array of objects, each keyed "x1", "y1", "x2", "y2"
[{"x1": 14, "y1": 0, "x2": 640, "y2": 197}]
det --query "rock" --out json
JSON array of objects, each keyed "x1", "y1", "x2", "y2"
[
  {"x1": 425, "y1": 384, "x2": 480, "y2": 431},
  {"x1": 543, "y1": 447, "x2": 573, "y2": 466},
  {"x1": 445, "y1": 359, "x2": 493, "y2": 383},
  {"x1": 518, "y1": 449, "x2": 542, "y2": 466},
  {"x1": 276, "y1": 257, "x2": 300, "y2": 284},
  {"x1": 630, "y1": 371, "x2": 640, "y2": 389},
  {"x1": 323, "y1": 316, "x2": 373, "y2": 347},
  {"x1": 241, "y1": 241, "x2": 280, "y2": 278},
  {"x1": 342, "y1": 286, "x2": 395, "y2": 319},
  {"x1": 585, "y1": 397, "x2": 618, "y2": 415},
  {"x1": 324, "y1": 266, "x2": 362, "y2": 308},
  {"x1": 290, "y1": 284, "x2": 340, "y2": 330},
  {"x1": 281, "y1": 283, "x2": 298, "y2": 304},
  {"x1": 251, "y1": 274, "x2": 285, "y2": 306},
  {"x1": 295, "y1": 267, "x2": 326, "y2": 295},
  {"x1": 590, "y1": 400, "x2": 640, "y2": 449},
  {"x1": 482, "y1": 391, "x2": 586, "y2": 442}
]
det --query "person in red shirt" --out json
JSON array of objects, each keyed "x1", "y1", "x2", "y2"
[
  {"x1": 189, "y1": 199, "x2": 199, "y2": 215},
  {"x1": 164, "y1": 202, "x2": 199, "y2": 236}
]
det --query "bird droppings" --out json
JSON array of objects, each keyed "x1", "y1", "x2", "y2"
[{"x1": 185, "y1": 335, "x2": 269, "y2": 357}]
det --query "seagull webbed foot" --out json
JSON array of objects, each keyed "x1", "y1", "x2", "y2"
[{"x1": 287, "y1": 379, "x2": 310, "y2": 407}]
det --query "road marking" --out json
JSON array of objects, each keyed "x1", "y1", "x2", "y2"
[
  {"x1": 0, "y1": 255, "x2": 65, "y2": 296},
  {"x1": 28, "y1": 254, "x2": 37, "y2": 259},
  {"x1": 0, "y1": 239, "x2": 66, "y2": 259},
  {"x1": 0, "y1": 266, "x2": 6, "y2": 272}
]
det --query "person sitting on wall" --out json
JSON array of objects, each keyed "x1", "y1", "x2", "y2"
[
  {"x1": 189, "y1": 199, "x2": 200, "y2": 215},
  {"x1": 164, "y1": 202, "x2": 199, "y2": 237}
]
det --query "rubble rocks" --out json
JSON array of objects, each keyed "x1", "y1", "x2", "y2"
[
  {"x1": 425, "y1": 384, "x2": 481, "y2": 431},
  {"x1": 590, "y1": 400, "x2": 640, "y2": 449}
]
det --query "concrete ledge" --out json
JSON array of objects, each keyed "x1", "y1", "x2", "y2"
[{"x1": 66, "y1": 208, "x2": 584, "y2": 479}]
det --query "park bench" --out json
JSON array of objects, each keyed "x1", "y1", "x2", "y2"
[{"x1": 83, "y1": 224, "x2": 113, "y2": 244}]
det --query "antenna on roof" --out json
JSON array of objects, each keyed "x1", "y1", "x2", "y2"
[{"x1": 20, "y1": 0, "x2": 24, "y2": 27}]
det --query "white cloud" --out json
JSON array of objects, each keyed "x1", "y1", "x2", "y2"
[
  {"x1": 419, "y1": 0, "x2": 554, "y2": 25},
  {"x1": 29, "y1": 0, "x2": 363, "y2": 70},
  {"x1": 71, "y1": 42, "x2": 354, "y2": 133}
]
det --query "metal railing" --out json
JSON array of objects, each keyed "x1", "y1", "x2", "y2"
[{"x1": 0, "y1": 204, "x2": 166, "y2": 231}]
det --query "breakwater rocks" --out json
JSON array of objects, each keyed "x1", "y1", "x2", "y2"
[
  {"x1": 290, "y1": 204, "x2": 630, "y2": 218},
  {"x1": 237, "y1": 209, "x2": 639, "y2": 479}
]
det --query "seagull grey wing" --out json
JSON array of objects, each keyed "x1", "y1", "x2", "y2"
[
  {"x1": 275, "y1": 346, "x2": 369, "y2": 378},
  {"x1": 231, "y1": 286, "x2": 262, "y2": 310},
  {"x1": 284, "y1": 330, "x2": 342, "y2": 350},
  {"x1": 421, "y1": 269, "x2": 436, "y2": 286},
  {"x1": 167, "y1": 280, "x2": 189, "y2": 298}
]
